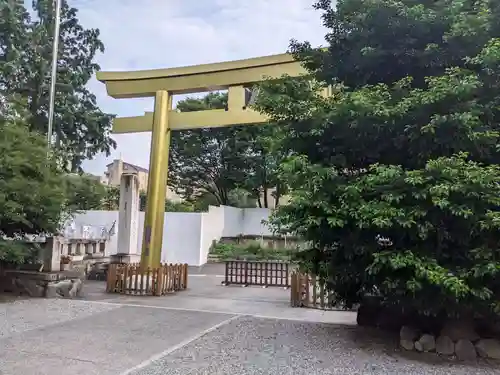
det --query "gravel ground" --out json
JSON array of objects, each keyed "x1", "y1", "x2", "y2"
[
  {"x1": 133, "y1": 316, "x2": 500, "y2": 375},
  {"x1": 0, "y1": 299, "x2": 119, "y2": 338}
]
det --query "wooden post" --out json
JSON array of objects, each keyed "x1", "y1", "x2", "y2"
[
  {"x1": 304, "y1": 274, "x2": 310, "y2": 308},
  {"x1": 183, "y1": 263, "x2": 188, "y2": 289},
  {"x1": 106, "y1": 264, "x2": 115, "y2": 292},
  {"x1": 290, "y1": 272, "x2": 297, "y2": 307}
]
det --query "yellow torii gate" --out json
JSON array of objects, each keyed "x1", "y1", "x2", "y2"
[{"x1": 97, "y1": 53, "x2": 309, "y2": 268}]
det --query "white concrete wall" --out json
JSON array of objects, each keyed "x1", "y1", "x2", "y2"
[
  {"x1": 136, "y1": 212, "x2": 203, "y2": 266},
  {"x1": 242, "y1": 208, "x2": 273, "y2": 236},
  {"x1": 219, "y1": 206, "x2": 243, "y2": 237},
  {"x1": 66, "y1": 206, "x2": 273, "y2": 266},
  {"x1": 65, "y1": 210, "x2": 119, "y2": 256},
  {"x1": 199, "y1": 206, "x2": 224, "y2": 266}
]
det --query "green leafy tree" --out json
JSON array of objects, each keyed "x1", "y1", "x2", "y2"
[
  {"x1": 0, "y1": 0, "x2": 115, "y2": 171},
  {"x1": 242, "y1": 124, "x2": 289, "y2": 208},
  {"x1": 227, "y1": 188, "x2": 256, "y2": 209},
  {"x1": 65, "y1": 174, "x2": 107, "y2": 211},
  {"x1": 0, "y1": 94, "x2": 66, "y2": 264},
  {"x1": 256, "y1": 0, "x2": 500, "y2": 317},
  {"x1": 169, "y1": 93, "x2": 252, "y2": 205},
  {"x1": 165, "y1": 200, "x2": 194, "y2": 212},
  {"x1": 101, "y1": 185, "x2": 120, "y2": 211},
  {"x1": 294, "y1": 0, "x2": 494, "y2": 89},
  {"x1": 0, "y1": 1, "x2": 30, "y2": 88},
  {"x1": 170, "y1": 92, "x2": 287, "y2": 208},
  {"x1": 190, "y1": 191, "x2": 223, "y2": 212}
]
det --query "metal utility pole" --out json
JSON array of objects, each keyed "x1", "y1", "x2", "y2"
[{"x1": 47, "y1": 0, "x2": 62, "y2": 149}]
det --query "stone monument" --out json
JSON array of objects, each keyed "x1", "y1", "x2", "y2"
[
  {"x1": 111, "y1": 172, "x2": 141, "y2": 264},
  {"x1": 40, "y1": 236, "x2": 63, "y2": 272}
]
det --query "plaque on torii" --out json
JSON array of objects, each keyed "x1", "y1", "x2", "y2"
[{"x1": 97, "y1": 53, "x2": 326, "y2": 268}]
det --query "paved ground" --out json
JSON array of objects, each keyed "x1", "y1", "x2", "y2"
[
  {"x1": 1, "y1": 274, "x2": 499, "y2": 374},
  {"x1": 187, "y1": 263, "x2": 226, "y2": 275}
]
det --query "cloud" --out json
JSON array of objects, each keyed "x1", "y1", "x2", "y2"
[{"x1": 73, "y1": 0, "x2": 327, "y2": 175}]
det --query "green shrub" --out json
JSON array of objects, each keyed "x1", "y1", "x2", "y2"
[
  {"x1": 256, "y1": 0, "x2": 500, "y2": 318},
  {"x1": 211, "y1": 241, "x2": 294, "y2": 261},
  {"x1": 0, "y1": 240, "x2": 40, "y2": 266}
]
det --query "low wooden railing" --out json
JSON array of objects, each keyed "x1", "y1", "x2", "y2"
[
  {"x1": 222, "y1": 260, "x2": 290, "y2": 288},
  {"x1": 106, "y1": 263, "x2": 188, "y2": 296},
  {"x1": 290, "y1": 272, "x2": 337, "y2": 309}
]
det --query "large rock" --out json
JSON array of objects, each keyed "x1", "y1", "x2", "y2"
[
  {"x1": 476, "y1": 339, "x2": 500, "y2": 360},
  {"x1": 45, "y1": 283, "x2": 59, "y2": 298},
  {"x1": 441, "y1": 319, "x2": 479, "y2": 342},
  {"x1": 415, "y1": 334, "x2": 436, "y2": 352},
  {"x1": 54, "y1": 279, "x2": 73, "y2": 298},
  {"x1": 13, "y1": 278, "x2": 44, "y2": 297},
  {"x1": 49, "y1": 279, "x2": 84, "y2": 298},
  {"x1": 400, "y1": 326, "x2": 419, "y2": 342},
  {"x1": 455, "y1": 339, "x2": 477, "y2": 361},
  {"x1": 400, "y1": 339, "x2": 415, "y2": 351},
  {"x1": 436, "y1": 335, "x2": 455, "y2": 356},
  {"x1": 68, "y1": 279, "x2": 83, "y2": 298}
]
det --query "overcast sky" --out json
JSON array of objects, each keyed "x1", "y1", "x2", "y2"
[{"x1": 69, "y1": 0, "x2": 328, "y2": 175}]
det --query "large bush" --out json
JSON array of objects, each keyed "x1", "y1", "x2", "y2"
[
  {"x1": 0, "y1": 95, "x2": 67, "y2": 263},
  {"x1": 255, "y1": 0, "x2": 500, "y2": 317}
]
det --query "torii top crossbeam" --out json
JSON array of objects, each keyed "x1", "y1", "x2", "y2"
[
  {"x1": 96, "y1": 53, "x2": 307, "y2": 134},
  {"x1": 97, "y1": 53, "x2": 304, "y2": 98}
]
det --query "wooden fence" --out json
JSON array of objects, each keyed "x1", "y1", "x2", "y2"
[
  {"x1": 222, "y1": 260, "x2": 290, "y2": 288},
  {"x1": 290, "y1": 272, "x2": 337, "y2": 309},
  {"x1": 106, "y1": 263, "x2": 188, "y2": 296}
]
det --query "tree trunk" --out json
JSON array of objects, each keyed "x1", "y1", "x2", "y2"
[
  {"x1": 219, "y1": 188, "x2": 229, "y2": 205},
  {"x1": 263, "y1": 187, "x2": 269, "y2": 208},
  {"x1": 275, "y1": 193, "x2": 281, "y2": 208},
  {"x1": 275, "y1": 183, "x2": 282, "y2": 208},
  {"x1": 211, "y1": 183, "x2": 227, "y2": 206},
  {"x1": 257, "y1": 196, "x2": 262, "y2": 208}
]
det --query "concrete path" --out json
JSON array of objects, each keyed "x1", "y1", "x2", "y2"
[
  {"x1": 1, "y1": 276, "x2": 499, "y2": 374},
  {"x1": 87, "y1": 276, "x2": 357, "y2": 325},
  {"x1": 187, "y1": 263, "x2": 226, "y2": 276}
]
